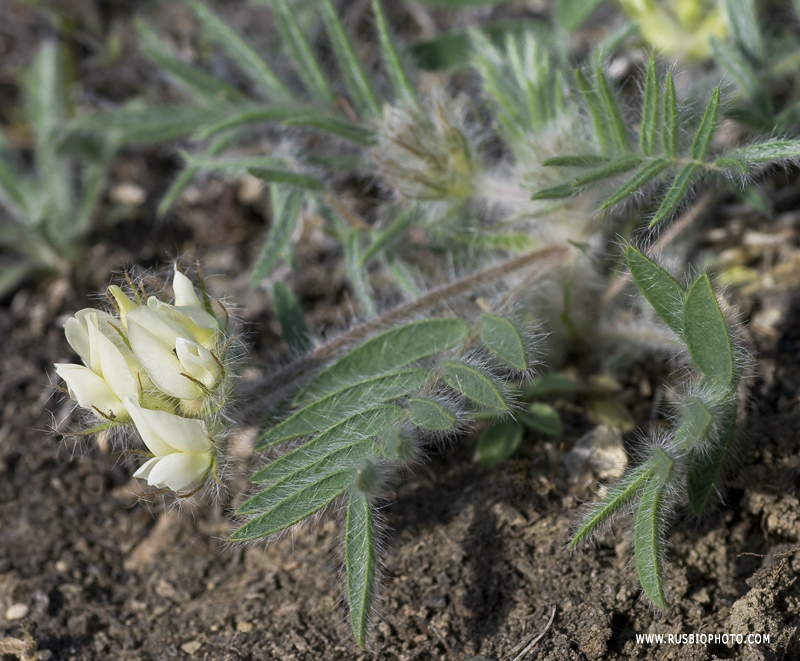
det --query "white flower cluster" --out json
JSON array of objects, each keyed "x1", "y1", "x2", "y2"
[{"x1": 55, "y1": 271, "x2": 232, "y2": 493}]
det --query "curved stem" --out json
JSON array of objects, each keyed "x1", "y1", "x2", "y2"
[{"x1": 241, "y1": 243, "x2": 570, "y2": 409}]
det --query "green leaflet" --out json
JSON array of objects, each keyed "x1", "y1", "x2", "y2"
[
  {"x1": 474, "y1": 418, "x2": 523, "y2": 467},
  {"x1": 569, "y1": 463, "x2": 654, "y2": 549},
  {"x1": 408, "y1": 398, "x2": 458, "y2": 432},
  {"x1": 136, "y1": 19, "x2": 246, "y2": 104},
  {"x1": 0, "y1": 155, "x2": 26, "y2": 215},
  {"x1": 282, "y1": 114, "x2": 376, "y2": 145},
  {"x1": 687, "y1": 397, "x2": 737, "y2": 516},
  {"x1": 346, "y1": 491, "x2": 376, "y2": 649},
  {"x1": 690, "y1": 88, "x2": 720, "y2": 162},
  {"x1": 190, "y1": 1, "x2": 291, "y2": 101},
  {"x1": 595, "y1": 64, "x2": 629, "y2": 155},
  {"x1": 241, "y1": 441, "x2": 376, "y2": 514},
  {"x1": 271, "y1": 0, "x2": 334, "y2": 106},
  {"x1": 662, "y1": 72, "x2": 678, "y2": 159},
  {"x1": 571, "y1": 154, "x2": 643, "y2": 187},
  {"x1": 543, "y1": 155, "x2": 610, "y2": 168},
  {"x1": 678, "y1": 396, "x2": 713, "y2": 447},
  {"x1": 273, "y1": 281, "x2": 313, "y2": 358},
  {"x1": 193, "y1": 107, "x2": 302, "y2": 140},
  {"x1": 480, "y1": 313, "x2": 528, "y2": 371},
  {"x1": 250, "y1": 187, "x2": 303, "y2": 287},
  {"x1": 441, "y1": 361, "x2": 508, "y2": 412},
  {"x1": 232, "y1": 469, "x2": 356, "y2": 539},
  {"x1": 158, "y1": 133, "x2": 238, "y2": 217},
  {"x1": 625, "y1": 246, "x2": 685, "y2": 335},
  {"x1": 555, "y1": 0, "x2": 604, "y2": 31},
  {"x1": 634, "y1": 475, "x2": 668, "y2": 610},
  {"x1": 372, "y1": 0, "x2": 417, "y2": 106},
  {"x1": 253, "y1": 405, "x2": 403, "y2": 484},
  {"x1": 530, "y1": 183, "x2": 580, "y2": 201},
  {"x1": 345, "y1": 229, "x2": 377, "y2": 318},
  {"x1": 683, "y1": 274, "x2": 734, "y2": 387},
  {"x1": 599, "y1": 158, "x2": 671, "y2": 210},
  {"x1": 320, "y1": 0, "x2": 381, "y2": 117},
  {"x1": 259, "y1": 369, "x2": 430, "y2": 449},
  {"x1": 715, "y1": 141, "x2": 800, "y2": 171},
  {"x1": 721, "y1": 0, "x2": 763, "y2": 65},
  {"x1": 360, "y1": 208, "x2": 416, "y2": 266},
  {"x1": 248, "y1": 167, "x2": 324, "y2": 191},
  {"x1": 710, "y1": 37, "x2": 771, "y2": 118},
  {"x1": 649, "y1": 162, "x2": 698, "y2": 228},
  {"x1": 640, "y1": 54, "x2": 660, "y2": 157},
  {"x1": 71, "y1": 105, "x2": 224, "y2": 145},
  {"x1": 520, "y1": 402, "x2": 562, "y2": 436},
  {"x1": 295, "y1": 318, "x2": 470, "y2": 406},
  {"x1": 575, "y1": 68, "x2": 612, "y2": 155}
]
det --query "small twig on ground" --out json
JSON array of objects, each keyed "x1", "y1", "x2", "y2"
[{"x1": 507, "y1": 605, "x2": 557, "y2": 661}]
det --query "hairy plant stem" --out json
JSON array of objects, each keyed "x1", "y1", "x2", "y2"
[{"x1": 242, "y1": 243, "x2": 570, "y2": 411}]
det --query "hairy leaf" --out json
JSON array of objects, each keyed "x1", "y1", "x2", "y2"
[
  {"x1": 320, "y1": 0, "x2": 381, "y2": 116},
  {"x1": 136, "y1": 19, "x2": 245, "y2": 104},
  {"x1": 474, "y1": 418, "x2": 523, "y2": 467},
  {"x1": 345, "y1": 229, "x2": 377, "y2": 318},
  {"x1": 542, "y1": 155, "x2": 610, "y2": 168},
  {"x1": 258, "y1": 369, "x2": 430, "y2": 449},
  {"x1": 232, "y1": 469, "x2": 356, "y2": 538},
  {"x1": 520, "y1": 402, "x2": 562, "y2": 436},
  {"x1": 710, "y1": 37, "x2": 770, "y2": 117},
  {"x1": 569, "y1": 462, "x2": 654, "y2": 548},
  {"x1": 282, "y1": 114, "x2": 376, "y2": 144},
  {"x1": 571, "y1": 154, "x2": 643, "y2": 187},
  {"x1": 687, "y1": 397, "x2": 737, "y2": 516},
  {"x1": 555, "y1": 0, "x2": 605, "y2": 32},
  {"x1": 649, "y1": 162, "x2": 698, "y2": 227},
  {"x1": 599, "y1": 158, "x2": 671, "y2": 209},
  {"x1": 683, "y1": 274, "x2": 734, "y2": 386},
  {"x1": 193, "y1": 107, "x2": 302, "y2": 140},
  {"x1": 595, "y1": 64, "x2": 629, "y2": 154},
  {"x1": 640, "y1": 54, "x2": 660, "y2": 157},
  {"x1": 271, "y1": 0, "x2": 334, "y2": 105},
  {"x1": 408, "y1": 397, "x2": 458, "y2": 431},
  {"x1": 191, "y1": 1, "x2": 291, "y2": 100},
  {"x1": 690, "y1": 88, "x2": 720, "y2": 162},
  {"x1": 251, "y1": 187, "x2": 303, "y2": 287},
  {"x1": 253, "y1": 405, "x2": 403, "y2": 483},
  {"x1": 634, "y1": 476, "x2": 668, "y2": 609},
  {"x1": 721, "y1": 0, "x2": 763, "y2": 65},
  {"x1": 441, "y1": 361, "x2": 508, "y2": 412},
  {"x1": 372, "y1": 0, "x2": 417, "y2": 105},
  {"x1": 662, "y1": 72, "x2": 678, "y2": 159},
  {"x1": 575, "y1": 68, "x2": 612, "y2": 154},
  {"x1": 273, "y1": 281, "x2": 313, "y2": 358},
  {"x1": 346, "y1": 491, "x2": 376, "y2": 648},
  {"x1": 248, "y1": 167, "x2": 324, "y2": 191},
  {"x1": 296, "y1": 318, "x2": 470, "y2": 406},
  {"x1": 73, "y1": 105, "x2": 226, "y2": 144},
  {"x1": 626, "y1": 246, "x2": 685, "y2": 335},
  {"x1": 480, "y1": 313, "x2": 528, "y2": 371}
]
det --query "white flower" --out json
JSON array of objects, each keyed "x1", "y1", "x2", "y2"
[
  {"x1": 123, "y1": 397, "x2": 215, "y2": 491},
  {"x1": 126, "y1": 304, "x2": 221, "y2": 402},
  {"x1": 55, "y1": 309, "x2": 141, "y2": 420}
]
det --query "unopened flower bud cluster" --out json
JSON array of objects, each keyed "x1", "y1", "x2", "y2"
[{"x1": 55, "y1": 270, "x2": 233, "y2": 493}]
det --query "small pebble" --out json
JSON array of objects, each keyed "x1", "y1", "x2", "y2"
[
  {"x1": 236, "y1": 620, "x2": 254, "y2": 633},
  {"x1": 5, "y1": 603, "x2": 29, "y2": 620},
  {"x1": 180, "y1": 640, "x2": 203, "y2": 655}
]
